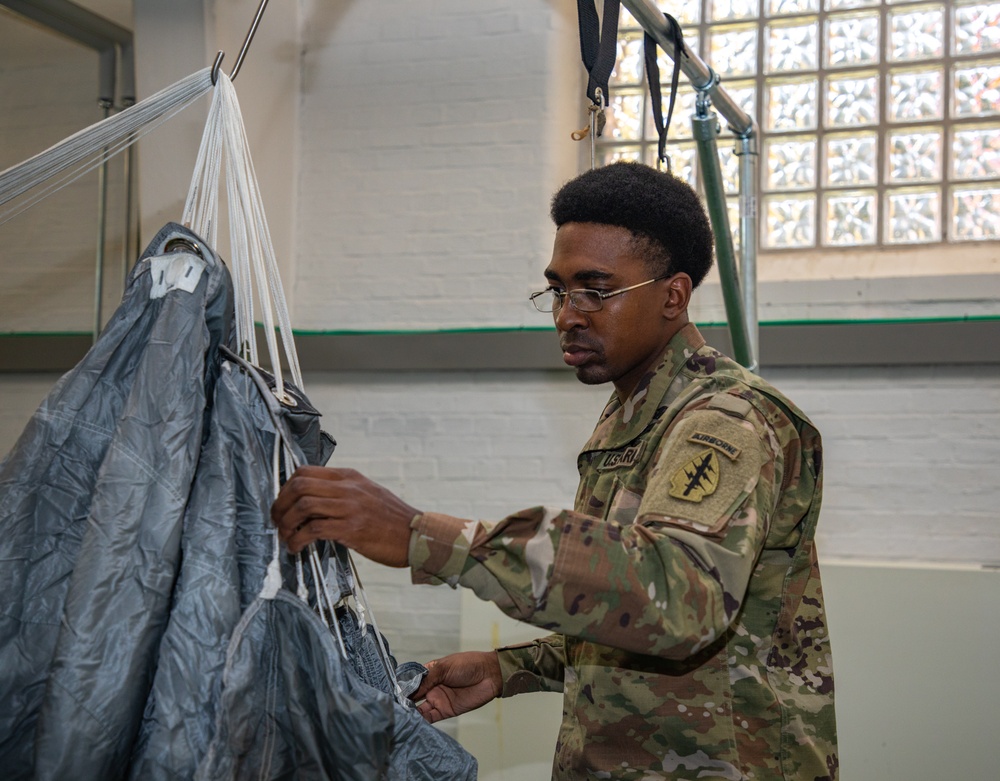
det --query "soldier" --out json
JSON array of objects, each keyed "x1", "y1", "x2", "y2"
[{"x1": 272, "y1": 162, "x2": 838, "y2": 781}]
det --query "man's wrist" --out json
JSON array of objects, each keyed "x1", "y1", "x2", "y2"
[{"x1": 408, "y1": 511, "x2": 474, "y2": 586}]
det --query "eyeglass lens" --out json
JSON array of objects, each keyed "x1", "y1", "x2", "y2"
[{"x1": 534, "y1": 289, "x2": 602, "y2": 312}]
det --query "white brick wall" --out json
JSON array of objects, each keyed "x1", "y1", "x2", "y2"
[
  {"x1": 769, "y1": 364, "x2": 1000, "y2": 563},
  {"x1": 300, "y1": 364, "x2": 1000, "y2": 664},
  {"x1": 5, "y1": 363, "x2": 996, "y2": 666},
  {"x1": 294, "y1": 0, "x2": 580, "y2": 331}
]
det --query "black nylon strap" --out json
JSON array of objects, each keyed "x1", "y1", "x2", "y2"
[
  {"x1": 644, "y1": 13, "x2": 685, "y2": 166},
  {"x1": 577, "y1": 0, "x2": 621, "y2": 106}
]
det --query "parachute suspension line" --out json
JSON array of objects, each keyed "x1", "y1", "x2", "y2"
[
  {"x1": 0, "y1": 68, "x2": 214, "y2": 226},
  {"x1": 183, "y1": 72, "x2": 303, "y2": 395}
]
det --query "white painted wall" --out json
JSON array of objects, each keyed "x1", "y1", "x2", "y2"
[
  {"x1": 294, "y1": 0, "x2": 580, "y2": 331},
  {"x1": 3, "y1": 363, "x2": 998, "y2": 640},
  {"x1": 0, "y1": 5, "x2": 128, "y2": 332}
]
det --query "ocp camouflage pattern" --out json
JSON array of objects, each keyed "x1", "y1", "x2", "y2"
[{"x1": 410, "y1": 324, "x2": 837, "y2": 780}]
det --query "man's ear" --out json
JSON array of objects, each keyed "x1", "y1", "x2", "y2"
[{"x1": 663, "y1": 273, "x2": 692, "y2": 320}]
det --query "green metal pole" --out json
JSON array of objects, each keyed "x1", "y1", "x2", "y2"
[{"x1": 691, "y1": 111, "x2": 756, "y2": 370}]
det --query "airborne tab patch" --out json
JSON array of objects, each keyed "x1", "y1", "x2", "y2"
[
  {"x1": 668, "y1": 450, "x2": 720, "y2": 502},
  {"x1": 688, "y1": 431, "x2": 741, "y2": 460}
]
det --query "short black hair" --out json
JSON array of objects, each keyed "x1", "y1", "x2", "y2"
[{"x1": 550, "y1": 162, "x2": 714, "y2": 289}]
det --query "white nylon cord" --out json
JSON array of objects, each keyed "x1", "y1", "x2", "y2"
[
  {"x1": 196, "y1": 87, "x2": 392, "y2": 683},
  {"x1": 349, "y1": 554, "x2": 403, "y2": 700},
  {"x1": 259, "y1": 435, "x2": 284, "y2": 600},
  {"x1": 182, "y1": 72, "x2": 302, "y2": 391},
  {"x1": 295, "y1": 556, "x2": 309, "y2": 602},
  {"x1": 0, "y1": 68, "x2": 214, "y2": 226}
]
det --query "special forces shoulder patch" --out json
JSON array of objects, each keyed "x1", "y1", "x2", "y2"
[
  {"x1": 668, "y1": 449, "x2": 720, "y2": 502},
  {"x1": 638, "y1": 410, "x2": 765, "y2": 536}
]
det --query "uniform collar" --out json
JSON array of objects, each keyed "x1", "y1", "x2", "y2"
[{"x1": 582, "y1": 323, "x2": 706, "y2": 453}]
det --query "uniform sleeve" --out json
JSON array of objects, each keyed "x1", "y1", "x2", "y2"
[
  {"x1": 408, "y1": 401, "x2": 785, "y2": 661},
  {"x1": 495, "y1": 634, "x2": 566, "y2": 696}
]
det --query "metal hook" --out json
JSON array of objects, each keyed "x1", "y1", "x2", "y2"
[
  {"x1": 211, "y1": 51, "x2": 226, "y2": 85},
  {"x1": 210, "y1": 0, "x2": 271, "y2": 85}
]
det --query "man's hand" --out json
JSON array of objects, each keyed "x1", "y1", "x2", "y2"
[
  {"x1": 412, "y1": 651, "x2": 503, "y2": 724},
  {"x1": 271, "y1": 465, "x2": 419, "y2": 566}
]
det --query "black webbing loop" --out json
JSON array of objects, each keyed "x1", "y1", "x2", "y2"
[
  {"x1": 643, "y1": 13, "x2": 686, "y2": 169},
  {"x1": 577, "y1": 0, "x2": 621, "y2": 113}
]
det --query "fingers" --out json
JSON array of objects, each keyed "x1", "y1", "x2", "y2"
[
  {"x1": 274, "y1": 499, "x2": 342, "y2": 554},
  {"x1": 414, "y1": 684, "x2": 460, "y2": 724},
  {"x1": 412, "y1": 659, "x2": 444, "y2": 702},
  {"x1": 269, "y1": 466, "x2": 416, "y2": 566},
  {"x1": 272, "y1": 467, "x2": 355, "y2": 524},
  {"x1": 408, "y1": 652, "x2": 504, "y2": 725},
  {"x1": 412, "y1": 658, "x2": 458, "y2": 723},
  {"x1": 283, "y1": 516, "x2": 350, "y2": 554},
  {"x1": 271, "y1": 467, "x2": 359, "y2": 553},
  {"x1": 416, "y1": 699, "x2": 447, "y2": 724}
]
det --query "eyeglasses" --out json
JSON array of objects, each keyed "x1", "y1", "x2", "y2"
[{"x1": 529, "y1": 276, "x2": 669, "y2": 313}]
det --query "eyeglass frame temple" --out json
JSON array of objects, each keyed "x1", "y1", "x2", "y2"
[{"x1": 529, "y1": 275, "x2": 671, "y2": 312}]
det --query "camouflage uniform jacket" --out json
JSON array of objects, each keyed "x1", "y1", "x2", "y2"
[{"x1": 409, "y1": 324, "x2": 838, "y2": 780}]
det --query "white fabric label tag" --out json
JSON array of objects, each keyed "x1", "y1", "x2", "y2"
[{"x1": 149, "y1": 254, "x2": 207, "y2": 299}]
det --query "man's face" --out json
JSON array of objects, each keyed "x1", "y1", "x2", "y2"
[{"x1": 544, "y1": 222, "x2": 679, "y2": 400}]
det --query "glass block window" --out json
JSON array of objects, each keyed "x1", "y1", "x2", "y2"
[{"x1": 601, "y1": 0, "x2": 1000, "y2": 247}]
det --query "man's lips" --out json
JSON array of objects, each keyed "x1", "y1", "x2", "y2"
[{"x1": 561, "y1": 342, "x2": 598, "y2": 367}]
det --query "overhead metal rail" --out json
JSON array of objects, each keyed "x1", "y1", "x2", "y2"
[{"x1": 620, "y1": 0, "x2": 759, "y2": 370}]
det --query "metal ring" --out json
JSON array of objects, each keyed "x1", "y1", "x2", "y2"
[
  {"x1": 272, "y1": 389, "x2": 298, "y2": 407},
  {"x1": 163, "y1": 237, "x2": 202, "y2": 257}
]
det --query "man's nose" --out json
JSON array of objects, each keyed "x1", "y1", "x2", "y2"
[{"x1": 554, "y1": 298, "x2": 588, "y2": 331}]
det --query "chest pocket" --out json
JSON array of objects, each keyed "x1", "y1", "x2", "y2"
[
  {"x1": 577, "y1": 440, "x2": 649, "y2": 525},
  {"x1": 605, "y1": 478, "x2": 643, "y2": 525}
]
